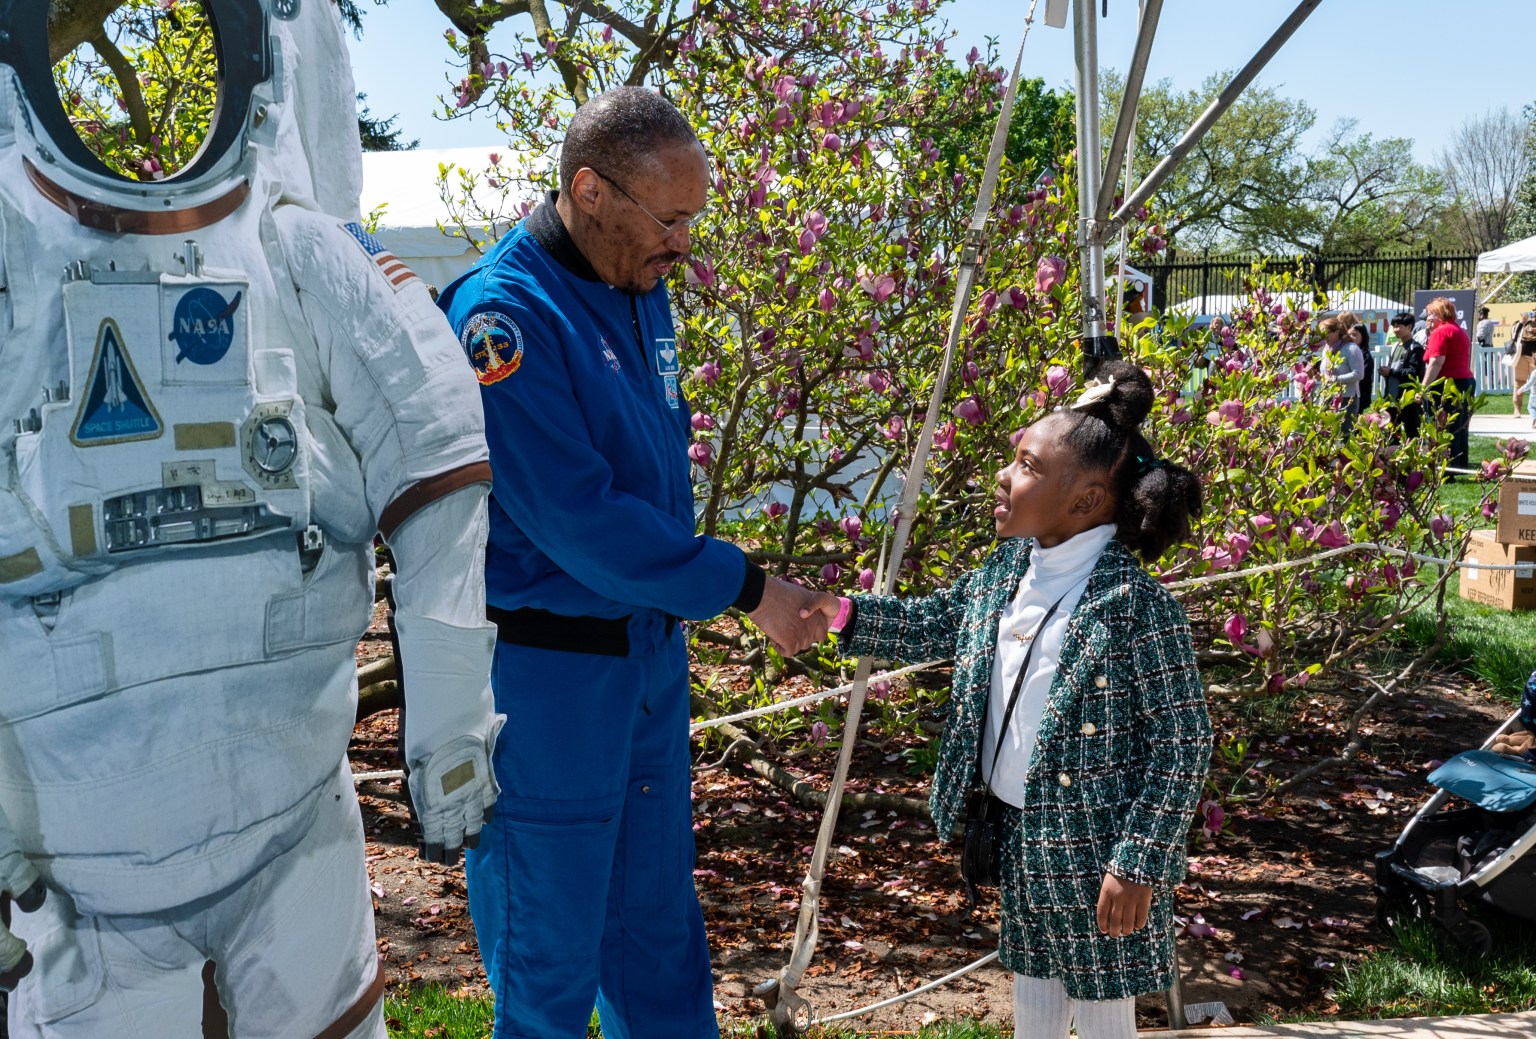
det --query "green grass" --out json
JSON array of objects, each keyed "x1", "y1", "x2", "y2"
[
  {"x1": 1333, "y1": 919, "x2": 1536, "y2": 1019},
  {"x1": 385, "y1": 987, "x2": 493, "y2": 1038}
]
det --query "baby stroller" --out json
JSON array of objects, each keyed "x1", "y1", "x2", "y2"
[{"x1": 1374, "y1": 709, "x2": 1536, "y2": 957}]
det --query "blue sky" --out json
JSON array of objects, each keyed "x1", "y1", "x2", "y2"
[{"x1": 349, "y1": 0, "x2": 1533, "y2": 162}]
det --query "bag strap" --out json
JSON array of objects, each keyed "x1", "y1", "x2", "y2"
[{"x1": 980, "y1": 586, "x2": 1074, "y2": 793}]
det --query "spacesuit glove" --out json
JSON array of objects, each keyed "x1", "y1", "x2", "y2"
[
  {"x1": 407, "y1": 714, "x2": 505, "y2": 865},
  {"x1": 0, "y1": 806, "x2": 45, "y2": 989}
]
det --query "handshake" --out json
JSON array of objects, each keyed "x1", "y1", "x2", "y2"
[{"x1": 745, "y1": 577, "x2": 844, "y2": 656}]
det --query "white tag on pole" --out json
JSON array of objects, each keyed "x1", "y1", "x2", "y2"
[{"x1": 1044, "y1": 0, "x2": 1070, "y2": 28}]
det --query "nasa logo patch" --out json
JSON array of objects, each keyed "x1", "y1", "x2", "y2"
[
  {"x1": 168, "y1": 287, "x2": 243, "y2": 365},
  {"x1": 462, "y1": 311, "x2": 525, "y2": 385}
]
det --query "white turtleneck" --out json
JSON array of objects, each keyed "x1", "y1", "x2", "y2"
[{"x1": 980, "y1": 523, "x2": 1116, "y2": 808}]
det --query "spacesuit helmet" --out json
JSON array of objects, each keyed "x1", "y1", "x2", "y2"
[{"x1": 0, "y1": 0, "x2": 357, "y2": 234}]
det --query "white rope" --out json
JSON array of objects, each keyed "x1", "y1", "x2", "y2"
[
  {"x1": 352, "y1": 769, "x2": 404, "y2": 783},
  {"x1": 689, "y1": 660, "x2": 943, "y2": 732},
  {"x1": 816, "y1": 950, "x2": 1001, "y2": 1025}
]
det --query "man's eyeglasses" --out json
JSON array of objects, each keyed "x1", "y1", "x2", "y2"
[{"x1": 590, "y1": 168, "x2": 708, "y2": 237}]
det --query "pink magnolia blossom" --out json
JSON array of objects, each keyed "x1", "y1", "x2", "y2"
[
  {"x1": 1482, "y1": 499, "x2": 1498, "y2": 520},
  {"x1": 687, "y1": 442, "x2": 713, "y2": 467},
  {"x1": 1170, "y1": 407, "x2": 1192, "y2": 425},
  {"x1": 1006, "y1": 286, "x2": 1030, "y2": 310},
  {"x1": 859, "y1": 568, "x2": 876, "y2": 591},
  {"x1": 1035, "y1": 255, "x2": 1066, "y2": 294},
  {"x1": 979, "y1": 289, "x2": 999, "y2": 313},
  {"x1": 932, "y1": 421, "x2": 957, "y2": 452},
  {"x1": 797, "y1": 229, "x2": 817, "y2": 255},
  {"x1": 1216, "y1": 400, "x2": 1246, "y2": 426},
  {"x1": 1313, "y1": 520, "x2": 1350, "y2": 548},
  {"x1": 961, "y1": 360, "x2": 981, "y2": 386},
  {"x1": 863, "y1": 370, "x2": 889, "y2": 393},
  {"x1": 1251, "y1": 512, "x2": 1276, "y2": 538},
  {"x1": 685, "y1": 260, "x2": 716, "y2": 287},
  {"x1": 1405, "y1": 471, "x2": 1425, "y2": 493},
  {"x1": 817, "y1": 287, "x2": 836, "y2": 313},
  {"x1": 955, "y1": 398, "x2": 985, "y2": 426},
  {"x1": 1044, "y1": 365, "x2": 1073, "y2": 397},
  {"x1": 694, "y1": 360, "x2": 721, "y2": 386},
  {"x1": 764, "y1": 501, "x2": 788, "y2": 520},
  {"x1": 839, "y1": 516, "x2": 863, "y2": 539},
  {"x1": 859, "y1": 272, "x2": 897, "y2": 302},
  {"x1": 805, "y1": 210, "x2": 828, "y2": 239},
  {"x1": 1202, "y1": 532, "x2": 1252, "y2": 571},
  {"x1": 820, "y1": 563, "x2": 843, "y2": 582},
  {"x1": 691, "y1": 413, "x2": 716, "y2": 432},
  {"x1": 1200, "y1": 800, "x2": 1225, "y2": 840},
  {"x1": 1429, "y1": 513, "x2": 1453, "y2": 538},
  {"x1": 883, "y1": 415, "x2": 905, "y2": 439},
  {"x1": 820, "y1": 132, "x2": 843, "y2": 151},
  {"x1": 1224, "y1": 612, "x2": 1248, "y2": 645},
  {"x1": 809, "y1": 721, "x2": 829, "y2": 747},
  {"x1": 867, "y1": 679, "x2": 892, "y2": 701}
]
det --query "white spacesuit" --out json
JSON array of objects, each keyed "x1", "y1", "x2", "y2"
[{"x1": 0, "y1": 1, "x2": 501, "y2": 1035}]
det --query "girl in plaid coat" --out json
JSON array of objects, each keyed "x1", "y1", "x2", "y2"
[{"x1": 806, "y1": 360, "x2": 1213, "y2": 1039}]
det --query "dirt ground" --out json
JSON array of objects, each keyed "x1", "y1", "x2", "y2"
[{"x1": 355, "y1": 611, "x2": 1515, "y2": 1032}]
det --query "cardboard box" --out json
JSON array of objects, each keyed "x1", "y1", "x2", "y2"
[
  {"x1": 1497, "y1": 459, "x2": 1536, "y2": 547},
  {"x1": 1460, "y1": 529, "x2": 1536, "y2": 611}
]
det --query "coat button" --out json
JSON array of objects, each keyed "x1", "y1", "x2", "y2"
[
  {"x1": 1080, "y1": 722, "x2": 1098, "y2": 736},
  {"x1": 1094, "y1": 675, "x2": 1109, "y2": 689},
  {"x1": 641, "y1": 785, "x2": 651, "y2": 794},
  {"x1": 1058, "y1": 772, "x2": 1072, "y2": 787}
]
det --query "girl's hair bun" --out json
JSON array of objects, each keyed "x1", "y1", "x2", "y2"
[{"x1": 1070, "y1": 358, "x2": 1153, "y2": 431}]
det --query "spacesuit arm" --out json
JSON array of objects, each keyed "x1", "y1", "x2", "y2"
[
  {"x1": 274, "y1": 209, "x2": 500, "y2": 862},
  {"x1": 468, "y1": 303, "x2": 746, "y2": 620},
  {"x1": 385, "y1": 485, "x2": 502, "y2": 865}
]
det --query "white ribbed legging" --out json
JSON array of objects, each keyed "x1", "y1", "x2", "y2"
[{"x1": 1013, "y1": 974, "x2": 1137, "y2": 1039}]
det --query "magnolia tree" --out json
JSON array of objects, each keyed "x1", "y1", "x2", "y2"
[{"x1": 434, "y1": 0, "x2": 1493, "y2": 720}]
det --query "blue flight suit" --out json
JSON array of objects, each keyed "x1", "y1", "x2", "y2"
[{"x1": 438, "y1": 193, "x2": 761, "y2": 1039}]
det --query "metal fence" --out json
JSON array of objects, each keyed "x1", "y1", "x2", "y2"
[{"x1": 1140, "y1": 246, "x2": 1481, "y2": 312}]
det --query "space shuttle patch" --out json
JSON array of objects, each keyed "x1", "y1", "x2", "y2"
[
  {"x1": 343, "y1": 222, "x2": 419, "y2": 291},
  {"x1": 72, "y1": 319, "x2": 164, "y2": 446}
]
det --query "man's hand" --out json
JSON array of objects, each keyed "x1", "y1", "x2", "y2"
[
  {"x1": 748, "y1": 577, "x2": 830, "y2": 655},
  {"x1": 799, "y1": 591, "x2": 841, "y2": 627},
  {"x1": 1096, "y1": 872, "x2": 1153, "y2": 937}
]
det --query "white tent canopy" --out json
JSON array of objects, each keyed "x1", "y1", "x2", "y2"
[
  {"x1": 1477, "y1": 234, "x2": 1536, "y2": 275},
  {"x1": 1168, "y1": 288, "x2": 1410, "y2": 317},
  {"x1": 359, "y1": 146, "x2": 543, "y2": 290}
]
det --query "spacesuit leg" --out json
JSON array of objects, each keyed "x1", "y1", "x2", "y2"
[
  {"x1": 7, "y1": 893, "x2": 205, "y2": 1038},
  {"x1": 594, "y1": 630, "x2": 719, "y2": 1039},
  {"x1": 211, "y1": 762, "x2": 385, "y2": 1039},
  {"x1": 464, "y1": 642, "x2": 642, "y2": 1039}
]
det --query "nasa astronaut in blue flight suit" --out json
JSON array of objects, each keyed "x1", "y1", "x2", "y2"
[{"x1": 437, "y1": 88, "x2": 825, "y2": 1039}]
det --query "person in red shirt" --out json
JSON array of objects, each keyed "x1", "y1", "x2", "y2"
[{"x1": 1422, "y1": 296, "x2": 1476, "y2": 473}]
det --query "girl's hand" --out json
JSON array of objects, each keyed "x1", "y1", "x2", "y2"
[{"x1": 1096, "y1": 872, "x2": 1153, "y2": 937}]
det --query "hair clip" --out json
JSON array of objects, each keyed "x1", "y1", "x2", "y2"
[
  {"x1": 1070, "y1": 375, "x2": 1115, "y2": 410},
  {"x1": 1136, "y1": 454, "x2": 1167, "y2": 475}
]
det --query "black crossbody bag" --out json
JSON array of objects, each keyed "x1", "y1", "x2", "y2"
[{"x1": 960, "y1": 591, "x2": 1069, "y2": 909}]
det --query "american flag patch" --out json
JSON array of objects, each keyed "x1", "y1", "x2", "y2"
[{"x1": 343, "y1": 222, "x2": 419, "y2": 290}]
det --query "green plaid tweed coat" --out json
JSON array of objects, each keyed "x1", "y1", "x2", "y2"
[{"x1": 842, "y1": 537, "x2": 1213, "y2": 1000}]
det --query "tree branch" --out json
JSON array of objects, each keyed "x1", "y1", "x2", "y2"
[{"x1": 87, "y1": 27, "x2": 152, "y2": 148}]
